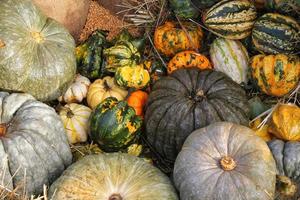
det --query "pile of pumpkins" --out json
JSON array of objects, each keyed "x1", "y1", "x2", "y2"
[{"x1": 0, "y1": 0, "x2": 299, "y2": 199}]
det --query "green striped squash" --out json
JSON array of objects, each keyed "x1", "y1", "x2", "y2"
[
  {"x1": 203, "y1": 0, "x2": 257, "y2": 40},
  {"x1": 90, "y1": 97, "x2": 142, "y2": 152},
  {"x1": 169, "y1": 0, "x2": 199, "y2": 19},
  {"x1": 252, "y1": 13, "x2": 300, "y2": 55},
  {"x1": 210, "y1": 38, "x2": 250, "y2": 84}
]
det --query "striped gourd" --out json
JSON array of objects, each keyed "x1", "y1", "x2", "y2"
[
  {"x1": 252, "y1": 13, "x2": 300, "y2": 55},
  {"x1": 203, "y1": 0, "x2": 257, "y2": 40},
  {"x1": 210, "y1": 38, "x2": 250, "y2": 84}
]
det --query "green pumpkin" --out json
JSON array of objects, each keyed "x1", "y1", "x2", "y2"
[
  {"x1": 90, "y1": 97, "x2": 143, "y2": 151},
  {"x1": 145, "y1": 60, "x2": 167, "y2": 85},
  {"x1": 168, "y1": 0, "x2": 199, "y2": 19},
  {"x1": 248, "y1": 96, "x2": 270, "y2": 119},
  {"x1": 76, "y1": 30, "x2": 109, "y2": 79}
]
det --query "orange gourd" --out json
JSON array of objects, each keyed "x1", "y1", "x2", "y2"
[{"x1": 127, "y1": 90, "x2": 148, "y2": 117}]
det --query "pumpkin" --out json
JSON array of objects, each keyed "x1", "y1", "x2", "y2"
[
  {"x1": 250, "y1": 118, "x2": 272, "y2": 142},
  {"x1": 115, "y1": 63, "x2": 150, "y2": 89},
  {"x1": 252, "y1": 13, "x2": 300, "y2": 55},
  {"x1": 71, "y1": 143, "x2": 102, "y2": 162},
  {"x1": 268, "y1": 139, "x2": 300, "y2": 199},
  {"x1": 250, "y1": 54, "x2": 300, "y2": 96},
  {"x1": 167, "y1": 50, "x2": 212, "y2": 74},
  {"x1": 0, "y1": 0, "x2": 76, "y2": 101},
  {"x1": 203, "y1": 0, "x2": 257, "y2": 40},
  {"x1": 174, "y1": 122, "x2": 277, "y2": 200},
  {"x1": 48, "y1": 153, "x2": 178, "y2": 199},
  {"x1": 59, "y1": 103, "x2": 92, "y2": 144},
  {"x1": 87, "y1": 76, "x2": 128, "y2": 110},
  {"x1": 127, "y1": 90, "x2": 148, "y2": 117},
  {"x1": 210, "y1": 38, "x2": 250, "y2": 84},
  {"x1": 268, "y1": 104, "x2": 300, "y2": 141},
  {"x1": 145, "y1": 68, "x2": 250, "y2": 163},
  {"x1": 168, "y1": 0, "x2": 199, "y2": 19},
  {"x1": 248, "y1": 96, "x2": 270, "y2": 119},
  {"x1": 154, "y1": 21, "x2": 203, "y2": 57},
  {"x1": 90, "y1": 97, "x2": 143, "y2": 151},
  {"x1": 144, "y1": 60, "x2": 168, "y2": 85},
  {"x1": 58, "y1": 74, "x2": 91, "y2": 103},
  {"x1": 0, "y1": 92, "x2": 72, "y2": 195},
  {"x1": 76, "y1": 30, "x2": 109, "y2": 79}
]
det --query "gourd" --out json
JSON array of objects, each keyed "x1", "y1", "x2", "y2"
[
  {"x1": 0, "y1": 92, "x2": 72, "y2": 195},
  {"x1": 59, "y1": 103, "x2": 92, "y2": 144},
  {"x1": 154, "y1": 21, "x2": 203, "y2": 57},
  {"x1": 250, "y1": 118, "x2": 272, "y2": 142},
  {"x1": 144, "y1": 60, "x2": 168, "y2": 85},
  {"x1": 210, "y1": 38, "x2": 250, "y2": 84},
  {"x1": 168, "y1": 0, "x2": 199, "y2": 19},
  {"x1": 174, "y1": 122, "x2": 277, "y2": 200},
  {"x1": 58, "y1": 74, "x2": 91, "y2": 103},
  {"x1": 251, "y1": 54, "x2": 300, "y2": 96},
  {"x1": 0, "y1": 0, "x2": 76, "y2": 101},
  {"x1": 145, "y1": 68, "x2": 250, "y2": 163},
  {"x1": 127, "y1": 90, "x2": 148, "y2": 117},
  {"x1": 48, "y1": 153, "x2": 178, "y2": 200},
  {"x1": 87, "y1": 76, "x2": 128, "y2": 109},
  {"x1": 168, "y1": 50, "x2": 212, "y2": 74}
]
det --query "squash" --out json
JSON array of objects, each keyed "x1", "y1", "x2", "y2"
[
  {"x1": 265, "y1": 0, "x2": 300, "y2": 19},
  {"x1": 127, "y1": 90, "x2": 148, "y2": 117},
  {"x1": 58, "y1": 74, "x2": 91, "y2": 103},
  {"x1": 59, "y1": 103, "x2": 92, "y2": 144},
  {"x1": 174, "y1": 122, "x2": 277, "y2": 200},
  {"x1": 76, "y1": 30, "x2": 109, "y2": 79},
  {"x1": 115, "y1": 63, "x2": 150, "y2": 89},
  {"x1": 144, "y1": 60, "x2": 167, "y2": 85},
  {"x1": 252, "y1": 13, "x2": 300, "y2": 54},
  {"x1": 167, "y1": 50, "x2": 212, "y2": 74},
  {"x1": 0, "y1": 0, "x2": 76, "y2": 101},
  {"x1": 268, "y1": 104, "x2": 300, "y2": 141},
  {"x1": 168, "y1": 0, "x2": 199, "y2": 19},
  {"x1": 250, "y1": 54, "x2": 300, "y2": 96},
  {"x1": 145, "y1": 68, "x2": 250, "y2": 163},
  {"x1": 87, "y1": 76, "x2": 128, "y2": 109},
  {"x1": 90, "y1": 97, "x2": 143, "y2": 151},
  {"x1": 48, "y1": 153, "x2": 178, "y2": 200},
  {"x1": 71, "y1": 143, "x2": 102, "y2": 162},
  {"x1": 210, "y1": 38, "x2": 250, "y2": 84},
  {"x1": 250, "y1": 118, "x2": 272, "y2": 142},
  {"x1": 248, "y1": 96, "x2": 270, "y2": 119},
  {"x1": 0, "y1": 92, "x2": 72, "y2": 195},
  {"x1": 268, "y1": 139, "x2": 300, "y2": 199},
  {"x1": 203, "y1": 0, "x2": 257, "y2": 39},
  {"x1": 154, "y1": 21, "x2": 203, "y2": 57}
]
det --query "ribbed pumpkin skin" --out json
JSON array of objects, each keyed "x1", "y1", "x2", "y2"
[
  {"x1": 174, "y1": 122, "x2": 276, "y2": 200},
  {"x1": 90, "y1": 97, "x2": 142, "y2": 151},
  {"x1": 210, "y1": 38, "x2": 250, "y2": 84},
  {"x1": 252, "y1": 13, "x2": 300, "y2": 54},
  {"x1": 0, "y1": 92, "x2": 72, "y2": 196},
  {"x1": 203, "y1": 0, "x2": 257, "y2": 39},
  {"x1": 0, "y1": 0, "x2": 76, "y2": 101},
  {"x1": 145, "y1": 68, "x2": 250, "y2": 162},
  {"x1": 251, "y1": 54, "x2": 300, "y2": 96},
  {"x1": 48, "y1": 153, "x2": 178, "y2": 200}
]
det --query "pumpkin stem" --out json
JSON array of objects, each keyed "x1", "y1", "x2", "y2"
[
  {"x1": 220, "y1": 156, "x2": 236, "y2": 171},
  {"x1": 109, "y1": 194, "x2": 123, "y2": 200},
  {"x1": 193, "y1": 90, "x2": 205, "y2": 102},
  {"x1": 31, "y1": 31, "x2": 44, "y2": 43},
  {"x1": 276, "y1": 175, "x2": 297, "y2": 197},
  {"x1": 0, "y1": 123, "x2": 7, "y2": 136},
  {"x1": 103, "y1": 80, "x2": 111, "y2": 91},
  {"x1": 66, "y1": 108, "x2": 74, "y2": 118}
]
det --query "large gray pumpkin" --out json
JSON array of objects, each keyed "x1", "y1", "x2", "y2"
[
  {"x1": 174, "y1": 122, "x2": 277, "y2": 200},
  {"x1": 0, "y1": 0, "x2": 76, "y2": 101},
  {"x1": 0, "y1": 92, "x2": 72, "y2": 195}
]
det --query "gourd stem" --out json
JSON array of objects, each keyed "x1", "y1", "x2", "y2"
[
  {"x1": 220, "y1": 156, "x2": 236, "y2": 171},
  {"x1": 109, "y1": 194, "x2": 123, "y2": 200},
  {"x1": 66, "y1": 108, "x2": 74, "y2": 118},
  {"x1": 276, "y1": 175, "x2": 297, "y2": 197},
  {"x1": 103, "y1": 80, "x2": 111, "y2": 91},
  {"x1": 31, "y1": 31, "x2": 44, "y2": 43},
  {"x1": 194, "y1": 90, "x2": 205, "y2": 102},
  {"x1": 0, "y1": 123, "x2": 7, "y2": 136}
]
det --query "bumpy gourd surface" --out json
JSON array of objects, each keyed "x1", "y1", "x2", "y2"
[{"x1": 0, "y1": 0, "x2": 76, "y2": 101}]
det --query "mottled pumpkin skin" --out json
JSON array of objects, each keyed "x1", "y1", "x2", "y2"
[
  {"x1": 174, "y1": 122, "x2": 277, "y2": 200},
  {"x1": 127, "y1": 90, "x2": 149, "y2": 117},
  {"x1": 0, "y1": 92, "x2": 72, "y2": 196},
  {"x1": 268, "y1": 104, "x2": 300, "y2": 141},
  {"x1": 0, "y1": 0, "x2": 76, "y2": 101},
  {"x1": 251, "y1": 54, "x2": 300, "y2": 96},
  {"x1": 145, "y1": 68, "x2": 250, "y2": 163},
  {"x1": 168, "y1": 0, "x2": 199, "y2": 18},
  {"x1": 90, "y1": 97, "x2": 143, "y2": 151},
  {"x1": 168, "y1": 50, "x2": 212, "y2": 74},
  {"x1": 49, "y1": 153, "x2": 178, "y2": 200},
  {"x1": 154, "y1": 21, "x2": 203, "y2": 57}
]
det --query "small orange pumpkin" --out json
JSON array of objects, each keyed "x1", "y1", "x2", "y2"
[
  {"x1": 250, "y1": 118, "x2": 272, "y2": 142},
  {"x1": 167, "y1": 50, "x2": 212, "y2": 74},
  {"x1": 127, "y1": 90, "x2": 148, "y2": 117},
  {"x1": 154, "y1": 21, "x2": 203, "y2": 57}
]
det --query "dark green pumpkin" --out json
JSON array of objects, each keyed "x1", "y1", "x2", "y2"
[
  {"x1": 252, "y1": 13, "x2": 300, "y2": 55},
  {"x1": 90, "y1": 97, "x2": 142, "y2": 152},
  {"x1": 145, "y1": 68, "x2": 250, "y2": 163},
  {"x1": 168, "y1": 0, "x2": 199, "y2": 19}
]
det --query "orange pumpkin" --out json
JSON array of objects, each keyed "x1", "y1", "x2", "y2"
[
  {"x1": 127, "y1": 90, "x2": 148, "y2": 117},
  {"x1": 154, "y1": 21, "x2": 203, "y2": 57},
  {"x1": 167, "y1": 50, "x2": 212, "y2": 74},
  {"x1": 250, "y1": 118, "x2": 272, "y2": 142}
]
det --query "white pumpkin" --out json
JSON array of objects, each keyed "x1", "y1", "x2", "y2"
[
  {"x1": 58, "y1": 74, "x2": 91, "y2": 103},
  {"x1": 59, "y1": 103, "x2": 92, "y2": 144},
  {"x1": 210, "y1": 38, "x2": 249, "y2": 84}
]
